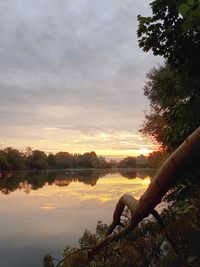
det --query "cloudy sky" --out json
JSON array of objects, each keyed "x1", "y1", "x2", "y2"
[{"x1": 0, "y1": 0, "x2": 162, "y2": 157}]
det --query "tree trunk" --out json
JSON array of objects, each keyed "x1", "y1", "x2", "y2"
[{"x1": 88, "y1": 127, "x2": 200, "y2": 259}]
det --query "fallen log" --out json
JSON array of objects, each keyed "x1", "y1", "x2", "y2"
[{"x1": 88, "y1": 126, "x2": 200, "y2": 259}]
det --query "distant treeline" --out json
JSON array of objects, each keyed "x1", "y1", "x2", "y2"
[
  {"x1": 0, "y1": 147, "x2": 109, "y2": 171},
  {"x1": 0, "y1": 147, "x2": 169, "y2": 171}
]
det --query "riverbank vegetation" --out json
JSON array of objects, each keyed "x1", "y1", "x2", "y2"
[
  {"x1": 0, "y1": 147, "x2": 165, "y2": 172},
  {"x1": 0, "y1": 148, "x2": 109, "y2": 171}
]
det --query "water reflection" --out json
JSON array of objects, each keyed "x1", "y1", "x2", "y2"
[
  {"x1": 0, "y1": 169, "x2": 155, "y2": 267},
  {"x1": 0, "y1": 169, "x2": 155, "y2": 195}
]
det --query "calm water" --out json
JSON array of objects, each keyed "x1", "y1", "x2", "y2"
[{"x1": 0, "y1": 169, "x2": 155, "y2": 267}]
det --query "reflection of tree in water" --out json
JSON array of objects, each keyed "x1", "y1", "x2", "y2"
[
  {"x1": 53, "y1": 170, "x2": 104, "y2": 187},
  {"x1": 118, "y1": 169, "x2": 155, "y2": 180},
  {"x1": 119, "y1": 170, "x2": 137, "y2": 179},
  {"x1": 65, "y1": 169, "x2": 109, "y2": 186},
  {"x1": 0, "y1": 169, "x2": 155, "y2": 195},
  {"x1": 0, "y1": 169, "x2": 109, "y2": 194},
  {"x1": 0, "y1": 171, "x2": 54, "y2": 194},
  {"x1": 136, "y1": 169, "x2": 156, "y2": 180}
]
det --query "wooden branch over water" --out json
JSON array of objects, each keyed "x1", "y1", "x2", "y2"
[{"x1": 88, "y1": 127, "x2": 200, "y2": 260}]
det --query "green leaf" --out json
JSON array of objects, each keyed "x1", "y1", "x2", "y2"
[
  {"x1": 192, "y1": 4, "x2": 200, "y2": 17},
  {"x1": 187, "y1": 256, "x2": 196, "y2": 263},
  {"x1": 179, "y1": 4, "x2": 191, "y2": 15},
  {"x1": 187, "y1": 0, "x2": 194, "y2": 6}
]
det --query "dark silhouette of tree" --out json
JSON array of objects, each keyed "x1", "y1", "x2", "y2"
[
  {"x1": 0, "y1": 151, "x2": 9, "y2": 171},
  {"x1": 137, "y1": 0, "x2": 200, "y2": 76},
  {"x1": 47, "y1": 153, "x2": 57, "y2": 168},
  {"x1": 26, "y1": 150, "x2": 49, "y2": 170},
  {"x1": 118, "y1": 157, "x2": 136, "y2": 168},
  {"x1": 137, "y1": 1, "x2": 200, "y2": 150},
  {"x1": 3, "y1": 147, "x2": 26, "y2": 170},
  {"x1": 140, "y1": 64, "x2": 200, "y2": 150},
  {"x1": 54, "y1": 152, "x2": 73, "y2": 169}
]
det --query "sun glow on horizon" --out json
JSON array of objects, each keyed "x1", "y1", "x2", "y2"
[{"x1": 1, "y1": 130, "x2": 158, "y2": 159}]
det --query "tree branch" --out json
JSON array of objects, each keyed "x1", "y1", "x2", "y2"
[{"x1": 88, "y1": 127, "x2": 200, "y2": 261}]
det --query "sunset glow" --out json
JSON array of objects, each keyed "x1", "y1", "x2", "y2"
[
  {"x1": 0, "y1": 1, "x2": 161, "y2": 158},
  {"x1": 1, "y1": 130, "x2": 157, "y2": 158}
]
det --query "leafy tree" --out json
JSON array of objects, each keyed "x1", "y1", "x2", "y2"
[
  {"x1": 137, "y1": 0, "x2": 200, "y2": 76},
  {"x1": 140, "y1": 64, "x2": 200, "y2": 150},
  {"x1": 118, "y1": 156, "x2": 136, "y2": 168},
  {"x1": 72, "y1": 153, "x2": 82, "y2": 168},
  {"x1": 3, "y1": 147, "x2": 26, "y2": 170},
  {"x1": 148, "y1": 151, "x2": 169, "y2": 168},
  {"x1": 25, "y1": 146, "x2": 32, "y2": 157},
  {"x1": 80, "y1": 151, "x2": 100, "y2": 168},
  {"x1": 98, "y1": 156, "x2": 108, "y2": 169},
  {"x1": 179, "y1": 0, "x2": 200, "y2": 30},
  {"x1": 26, "y1": 150, "x2": 49, "y2": 170},
  {"x1": 0, "y1": 151, "x2": 9, "y2": 171},
  {"x1": 55, "y1": 152, "x2": 73, "y2": 169},
  {"x1": 47, "y1": 153, "x2": 56, "y2": 168}
]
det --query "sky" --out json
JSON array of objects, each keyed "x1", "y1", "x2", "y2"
[{"x1": 0, "y1": 0, "x2": 162, "y2": 158}]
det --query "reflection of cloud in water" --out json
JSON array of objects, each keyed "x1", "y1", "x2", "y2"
[
  {"x1": 0, "y1": 171, "x2": 152, "y2": 267},
  {"x1": 30, "y1": 174, "x2": 151, "y2": 203},
  {"x1": 41, "y1": 204, "x2": 57, "y2": 210},
  {"x1": 0, "y1": 169, "x2": 154, "y2": 196}
]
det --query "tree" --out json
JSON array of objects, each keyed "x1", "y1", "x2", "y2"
[
  {"x1": 118, "y1": 157, "x2": 136, "y2": 168},
  {"x1": 54, "y1": 152, "x2": 73, "y2": 169},
  {"x1": 47, "y1": 153, "x2": 56, "y2": 168},
  {"x1": 26, "y1": 150, "x2": 49, "y2": 170},
  {"x1": 140, "y1": 64, "x2": 200, "y2": 150},
  {"x1": 148, "y1": 151, "x2": 169, "y2": 168},
  {"x1": 137, "y1": 1, "x2": 200, "y2": 150},
  {"x1": 3, "y1": 147, "x2": 26, "y2": 170},
  {"x1": 81, "y1": 152, "x2": 100, "y2": 168},
  {"x1": 137, "y1": 0, "x2": 200, "y2": 76},
  {"x1": 0, "y1": 151, "x2": 9, "y2": 171},
  {"x1": 179, "y1": 0, "x2": 200, "y2": 30},
  {"x1": 88, "y1": 127, "x2": 200, "y2": 261}
]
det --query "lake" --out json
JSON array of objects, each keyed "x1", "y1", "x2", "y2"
[{"x1": 0, "y1": 169, "x2": 155, "y2": 267}]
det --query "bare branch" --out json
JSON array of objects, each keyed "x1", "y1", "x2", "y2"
[{"x1": 88, "y1": 127, "x2": 200, "y2": 260}]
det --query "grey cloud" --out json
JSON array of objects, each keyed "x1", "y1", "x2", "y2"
[{"x1": 0, "y1": 0, "x2": 162, "y2": 152}]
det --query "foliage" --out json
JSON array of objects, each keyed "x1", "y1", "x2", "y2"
[
  {"x1": 138, "y1": 0, "x2": 200, "y2": 150},
  {"x1": 118, "y1": 156, "x2": 136, "y2": 168},
  {"x1": 42, "y1": 1, "x2": 200, "y2": 266},
  {"x1": 43, "y1": 185, "x2": 200, "y2": 267},
  {"x1": 140, "y1": 63, "x2": 200, "y2": 150},
  {"x1": 26, "y1": 150, "x2": 49, "y2": 170},
  {"x1": 43, "y1": 255, "x2": 54, "y2": 267},
  {"x1": 179, "y1": 0, "x2": 200, "y2": 30},
  {"x1": 0, "y1": 147, "x2": 108, "y2": 171},
  {"x1": 54, "y1": 152, "x2": 73, "y2": 169},
  {"x1": 47, "y1": 153, "x2": 57, "y2": 168},
  {"x1": 148, "y1": 150, "x2": 169, "y2": 168},
  {"x1": 137, "y1": 0, "x2": 200, "y2": 76},
  {"x1": 1, "y1": 147, "x2": 26, "y2": 170},
  {"x1": 0, "y1": 151, "x2": 9, "y2": 171},
  {"x1": 80, "y1": 152, "x2": 101, "y2": 168},
  {"x1": 135, "y1": 154, "x2": 149, "y2": 168}
]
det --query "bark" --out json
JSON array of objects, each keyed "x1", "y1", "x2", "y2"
[
  {"x1": 107, "y1": 195, "x2": 165, "y2": 236},
  {"x1": 88, "y1": 127, "x2": 200, "y2": 259}
]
